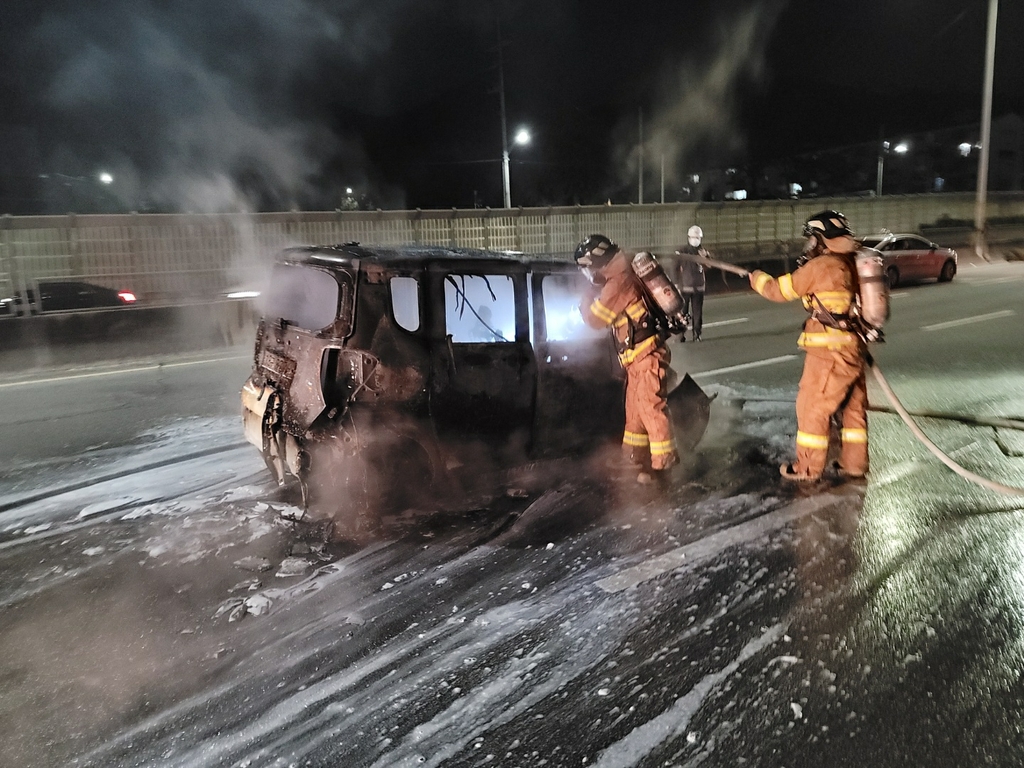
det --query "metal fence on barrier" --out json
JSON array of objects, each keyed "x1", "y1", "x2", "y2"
[{"x1": 1, "y1": 192, "x2": 1020, "y2": 308}]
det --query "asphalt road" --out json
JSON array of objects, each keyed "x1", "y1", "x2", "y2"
[{"x1": 2, "y1": 261, "x2": 1024, "y2": 767}]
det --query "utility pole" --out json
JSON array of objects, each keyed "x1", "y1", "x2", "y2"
[
  {"x1": 875, "y1": 126, "x2": 886, "y2": 197},
  {"x1": 497, "y1": 17, "x2": 511, "y2": 209},
  {"x1": 660, "y1": 153, "x2": 665, "y2": 204},
  {"x1": 638, "y1": 107, "x2": 644, "y2": 204},
  {"x1": 974, "y1": 0, "x2": 998, "y2": 261}
]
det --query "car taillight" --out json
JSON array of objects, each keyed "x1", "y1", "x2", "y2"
[{"x1": 117, "y1": 291, "x2": 138, "y2": 303}]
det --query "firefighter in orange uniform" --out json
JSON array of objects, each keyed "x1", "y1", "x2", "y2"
[
  {"x1": 574, "y1": 234, "x2": 679, "y2": 483},
  {"x1": 748, "y1": 210, "x2": 869, "y2": 482}
]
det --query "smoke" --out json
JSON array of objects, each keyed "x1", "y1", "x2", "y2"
[
  {"x1": 21, "y1": 0, "x2": 411, "y2": 213},
  {"x1": 616, "y1": 2, "x2": 787, "y2": 195}
]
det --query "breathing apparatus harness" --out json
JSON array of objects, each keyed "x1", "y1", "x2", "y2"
[{"x1": 574, "y1": 235, "x2": 687, "y2": 359}]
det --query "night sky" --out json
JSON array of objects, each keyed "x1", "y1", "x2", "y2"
[{"x1": 1, "y1": 0, "x2": 1022, "y2": 213}]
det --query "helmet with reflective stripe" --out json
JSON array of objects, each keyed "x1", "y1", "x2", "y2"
[
  {"x1": 574, "y1": 234, "x2": 618, "y2": 268},
  {"x1": 803, "y1": 210, "x2": 854, "y2": 240}
]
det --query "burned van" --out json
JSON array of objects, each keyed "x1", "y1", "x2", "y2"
[{"x1": 241, "y1": 243, "x2": 708, "y2": 534}]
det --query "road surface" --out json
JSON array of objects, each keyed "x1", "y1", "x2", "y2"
[{"x1": 2, "y1": 261, "x2": 1023, "y2": 767}]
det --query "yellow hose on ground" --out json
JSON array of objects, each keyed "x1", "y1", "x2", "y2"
[{"x1": 868, "y1": 358, "x2": 1024, "y2": 497}]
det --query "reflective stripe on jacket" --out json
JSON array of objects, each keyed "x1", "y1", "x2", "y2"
[{"x1": 750, "y1": 253, "x2": 861, "y2": 352}]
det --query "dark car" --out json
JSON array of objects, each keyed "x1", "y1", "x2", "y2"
[
  {"x1": 33, "y1": 280, "x2": 138, "y2": 312},
  {"x1": 0, "y1": 280, "x2": 138, "y2": 315},
  {"x1": 859, "y1": 232, "x2": 958, "y2": 288},
  {"x1": 241, "y1": 244, "x2": 710, "y2": 536}
]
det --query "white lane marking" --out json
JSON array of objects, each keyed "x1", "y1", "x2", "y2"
[
  {"x1": 702, "y1": 317, "x2": 748, "y2": 329},
  {"x1": 595, "y1": 490, "x2": 859, "y2": 594},
  {"x1": 692, "y1": 354, "x2": 798, "y2": 380},
  {"x1": 0, "y1": 355, "x2": 250, "y2": 389},
  {"x1": 922, "y1": 310, "x2": 1015, "y2": 332},
  {"x1": 966, "y1": 275, "x2": 1024, "y2": 286}
]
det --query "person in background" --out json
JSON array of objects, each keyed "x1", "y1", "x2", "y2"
[
  {"x1": 747, "y1": 210, "x2": 869, "y2": 483},
  {"x1": 574, "y1": 234, "x2": 678, "y2": 484},
  {"x1": 675, "y1": 225, "x2": 707, "y2": 341}
]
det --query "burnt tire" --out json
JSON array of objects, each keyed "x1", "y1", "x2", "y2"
[
  {"x1": 939, "y1": 259, "x2": 956, "y2": 282},
  {"x1": 885, "y1": 266, "x2": 899, "y2": 289}
]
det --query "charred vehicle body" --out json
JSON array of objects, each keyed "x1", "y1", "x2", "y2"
[{"x1": 241, "y1": 244, "x2": 710, "y2": 534}]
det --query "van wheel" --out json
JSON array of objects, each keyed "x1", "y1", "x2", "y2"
[
  {"x1": 939, "y1": 259, "x2": 956, "y2": 282},
  {"x1": 885, "y1": 266, "x2": 899, "y2": 289}
]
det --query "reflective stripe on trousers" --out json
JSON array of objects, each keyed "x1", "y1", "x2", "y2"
[
  {"x1": 622, "y1": 346, "x2": 677, "y2": 470},
  {"x1": 792, "y1": 351, "x2": 869, "y2": 478}
]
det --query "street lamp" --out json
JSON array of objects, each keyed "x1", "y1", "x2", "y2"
[
  {"x1": 98, "y1": 172, "x2": 114, "y2": 185},
  {"x1": 875, "y1": 140, "x2": 909, "y2": 196}
]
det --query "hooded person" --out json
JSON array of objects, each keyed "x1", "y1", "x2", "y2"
[
  {"x1": 675, "y1": 225, "x2": 708, "y2": 341},
  {"x1": 574, "y1": 234, "x2": 679, "y2": 483},
  {"x1": 747, "y1": 210, "x2": 869, "y2": 482}
]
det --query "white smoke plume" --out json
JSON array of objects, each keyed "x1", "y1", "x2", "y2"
[
  {"x1": 617, "y1": 2, "x2": 786, "y2": 195},
  {"x1": 26, "y1": 0, "x2": 400, "y2": 213}
]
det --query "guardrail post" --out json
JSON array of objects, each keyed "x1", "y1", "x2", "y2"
[
  {"x1": 545, "y1": 207, "x2": 553, "y2": 255},
  {"x1": 67, "y1": 213, "x2": 81, "y2": 278}
]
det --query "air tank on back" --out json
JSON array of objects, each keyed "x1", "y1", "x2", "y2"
[
  {"x1": 631, "y1": 251, "x2": 688, "y2": 333},
  {"x1": 855, "y1": 246, "x2": 889, "y2": 335}
]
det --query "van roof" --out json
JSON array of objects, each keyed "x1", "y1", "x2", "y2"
[{"x1": 277, "y1": 243, "x2": 574, "y2": 270}]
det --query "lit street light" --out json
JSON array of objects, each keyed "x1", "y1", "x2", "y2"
[
  {"x1": 875, "y1": 140, "x2": 909, "y2": 196},
  {"x1": 513, "y1": 128, "x2": 531, "y2": 147},
  {"x1": 98, "y1": 172, "x2": 114, "y2": 185}
]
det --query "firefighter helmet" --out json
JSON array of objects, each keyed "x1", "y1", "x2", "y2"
[
  {"x1": 803, "y1": 210, "x2": 854, "y2": 240},
  {"x1": 574, "y1": 234, "x2": 618, "y2": 268},
  {"x1": 800, "y1": 210, "x2": 855, "y2": 265}
]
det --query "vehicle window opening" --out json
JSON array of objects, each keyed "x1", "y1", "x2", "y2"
[
  {"x1": 540, "y1": 273, "x2": 604, "y2": 342},
  {"x1": 389, "y1": 276, "x2": 420, "y2": 332},
  {"x1": 264, "y1": 264, "x2": 341, "y2": 331},
  {"x1": 444, "y1": 274, "x2": 514, "y2": 343}
]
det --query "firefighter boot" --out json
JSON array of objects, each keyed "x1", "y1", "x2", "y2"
[{"x1": 780, "y1": 463, "x2": 821, "y2": 483}]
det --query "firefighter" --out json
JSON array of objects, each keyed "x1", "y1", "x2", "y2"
[
  {"x1": 675, "y1": 225, "x2": 708, "y2": 341},
  {"x1": 574, "y1": 234, "x2": 679, "y2": 483},
  {"x1": 747, "y1": 210, "x2": 869, "y2": 482}
]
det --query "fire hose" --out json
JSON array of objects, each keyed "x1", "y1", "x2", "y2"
[
  {"x1": 678, "y1": 250, "x2": 1024, "y2": 496},
  {"x1": 867, "y1": 356, "x2": 1024, "y2": 497}
]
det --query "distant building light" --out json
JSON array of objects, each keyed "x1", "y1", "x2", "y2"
[
  {"x1": 726, "y1": 189, "x2": 748, "y2": 201},
  {"x1": 958, "y1": 142, "x2": 972, "y2": 157},
  {"x1": 893, "y1": 142, "x2": 909, "y2": 154}
]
